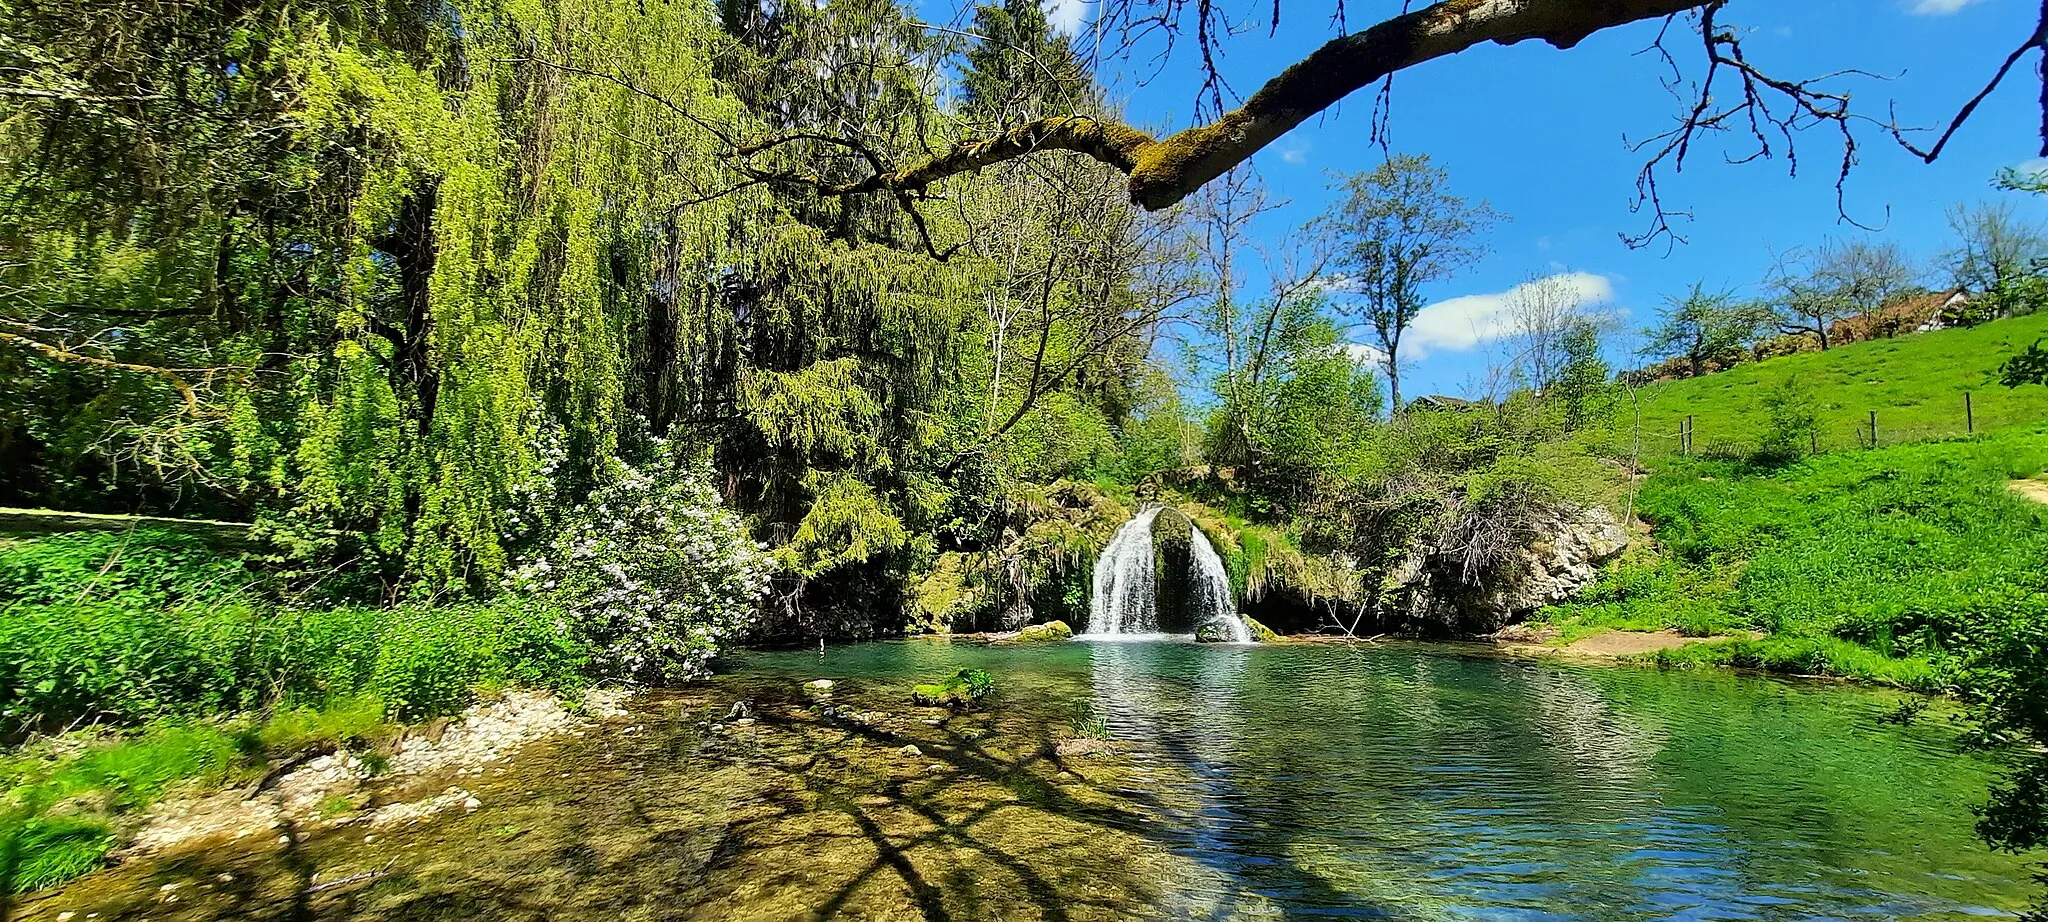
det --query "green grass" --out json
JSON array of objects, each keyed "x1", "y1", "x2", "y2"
[
  {"x1": 1534, "y1": 426, "x2": 2048, "y2": 688},
  {"x1": 1630, "y1": 312, "x2": 2048, "y2": 456}
]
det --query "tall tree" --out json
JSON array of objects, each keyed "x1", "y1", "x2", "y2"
[
  {"x1": 1327, "y1": 154, "x2": 1502, "y2": 413},
  {"x1": 1944, "y1": 200, "x2": 2048, "y2": 314}
]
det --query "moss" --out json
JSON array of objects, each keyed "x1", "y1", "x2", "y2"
[
  {"x1": 910, "y1": 668, "x2": 996, "y2": 709},
  {"x1": 1243, "y1": 616, "x2": 1281, "y2": 644},
  {"x1": 1011, "y1": 620, "x2": 1072, "y2": 643},
  {"x1": 908, "y1": 552, "x2": 991, "y2": 633}
]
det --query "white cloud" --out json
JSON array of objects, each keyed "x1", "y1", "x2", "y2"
[
  {"x1": 2015, "y1": 158, "x2": 2048, "y2": 178},
  {"x1": 1405, "y1": 272, "x2": 1615, "y2": 359},
  {"x1": 1910, "y1": 0, "x2": 1982, "y2": 14},
  {"x1": 1279, "y1": 142, "x2": 1310, "y2": 165},
  {"x1": 1341, "y1": 342, "x2": 1388, "y2": 368},
  {"x1": 1046, "y1": 0, "x2": 1090, "y2": 35}
]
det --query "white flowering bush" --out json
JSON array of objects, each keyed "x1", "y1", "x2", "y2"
[{"x1": 509, "y1": 454, "x2": 771, "y2": 683}]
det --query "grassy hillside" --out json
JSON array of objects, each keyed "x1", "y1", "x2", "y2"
[
  {"x1": 1533, "y1": 426, "x2": 2048, "y2": 687},
  {"x1": 1631, "y1": 312, "x2": 2048, "y2": 456}
]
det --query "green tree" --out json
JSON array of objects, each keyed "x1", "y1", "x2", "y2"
[
  {"x1": 1642, "y1": 283, "x2": 1767, "y2": 378},
  {"x1": 1327, "y1": 154, "x2": 1502, "y2": 413}
]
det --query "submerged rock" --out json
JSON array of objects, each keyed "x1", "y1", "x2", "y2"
[
  {"x1": 1012, "y1": 620, "x2": 1073, "y2": 643},
  {"x1": 911, "y1": 668, "x2": 995, "y2": 709}
]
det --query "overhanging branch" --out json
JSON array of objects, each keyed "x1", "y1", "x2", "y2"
[{"x1": 771, "y1": 0, "x2": 1709, "y2": 211}]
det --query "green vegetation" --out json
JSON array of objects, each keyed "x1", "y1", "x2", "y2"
[
  {"x1": 911, "y1": 668, "x2": 996, "y2": 709},
  {"x1": 1633, "y1": 312, "x2": 2048, "y2": 454},
  {"x1": 1535, "y1": 427, "x2": 2048, "y2": 687}
]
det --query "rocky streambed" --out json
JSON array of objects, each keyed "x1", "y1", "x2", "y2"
[{"x1": 13, "y1": 671, "x2": 1207, "y2": 922}]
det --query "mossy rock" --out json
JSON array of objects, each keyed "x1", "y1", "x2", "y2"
[
  {"x1": 1013, "y1": 620, "x2": 1073, "y2": 643},
  {"x1": 1244, "y1": 616, "x2": 1280, "y2": 643},
  {"x1": 911, "y1": 668, "x2": 995, "y2": 709}
]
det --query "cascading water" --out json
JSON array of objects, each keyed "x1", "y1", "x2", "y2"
[
  {"x1": 1088, "y1": 508, "x2": 1163, "y2": 635},
  {"x1": 1187, "y1": 525, "x2": 1253, "y2": 643},
  {"x1": 1083, "y1": 507, "x2": 1256, "y2": 642}
]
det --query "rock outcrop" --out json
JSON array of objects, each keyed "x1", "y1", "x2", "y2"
[{"x1": 1390, "y1": 504, "x2": 1628, "y2": 635}]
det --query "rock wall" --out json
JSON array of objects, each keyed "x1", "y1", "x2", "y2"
[{"x1": 1388, "y1": 504, "x2": 1629, "y2": 636}]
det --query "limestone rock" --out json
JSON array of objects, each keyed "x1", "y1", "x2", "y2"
[{"x1": 1391, "y1": 503, "x2": 1629, "y2": 635}]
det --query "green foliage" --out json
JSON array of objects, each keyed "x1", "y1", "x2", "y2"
[
  {"x1": 1758, "y1": 376, "x2": 1822, "y2": 458},
  {"x1": 1640, "y1": 283, "x2": 1770, "y2": 378},
  {"x1": 1537, "y1": 427, "x2": 2048, "y2": 687},
  {"x1": 911, "y1": 668, "x2": 995, "y2": 708},
  {"x1": 0, "y1": 529, "x2": 590, "y2": 731},
  {"x1": 2000, "y1": 339, "x2": 2048, "y2": 389},
  {"x1": 0, "y1": 529, "x2": 252, "y2": 608}
]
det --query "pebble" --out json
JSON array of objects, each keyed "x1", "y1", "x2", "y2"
[
  {"x1": 805, "y1": 679, "x2": 835, "y2": 694},
  {"x1": 735, "y1": 717, "x2": 755, "y2": 726},
  {"x1": 899, "y1": 744, "x2": 922, "y2": 757},
  {"x1": 56, "y1": 912, "x2": 73, "y2": 921},
  {"x1": 463, "y1": 796, "x2": 482, "y2": 811}
]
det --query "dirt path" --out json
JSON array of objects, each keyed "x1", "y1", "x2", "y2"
[
  {"x1": 1495, "y1": 628, "x2": 1732, "y2": 660},
  {"x1": 2009, "y1": 479, "x2": 2048, "y2": 505}
]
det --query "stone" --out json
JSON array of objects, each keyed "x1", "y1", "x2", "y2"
[
  {"x1": 1391, "y1": 503, "x2": 1631, "y2": 635},
  {"x1": 804, "y1": 679, "x2": 835, "y2": 695},
  {"x1": 900, "y1": 745, "x2": 922, "y2": 757},
  {"x1": 1012, "y1": 620, "x2": 1073, "y2": 643},
  {"x1": 462, "y1": 796, "x2": 482, "y2": 811}
]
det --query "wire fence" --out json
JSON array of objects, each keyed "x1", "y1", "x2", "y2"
[{"x1": 1635, "y1": 390, "x2": 2048, "y2": 460}]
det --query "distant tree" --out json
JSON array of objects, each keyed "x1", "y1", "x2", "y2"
[
  {"x1": 1770, "y1": 239, "x2": 1916, "y2": 350},
  {"x1": 1553, "y1": 319, "x2": 1613, "y2": 431},
  {"x1": 1642, "y1": 283, "x2": 1766, "y2": 377},
  {"x1": 1505, "y1": 274, "x2": 1599, "y2": 394},
  {"x1": 1327, "y1": 154, "x2": 1502, "y2": 414},
  {"x1": 1943, "y1": 201, "x2": 2048, "y2": 298}
]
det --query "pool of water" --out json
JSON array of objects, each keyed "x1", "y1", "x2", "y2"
[
  {"x1": 19, "y1": 639, "x2": 2035, "y2": 921},
  {"x1": 745, "y1": 638, "x2": 2033, "y2": 920}
]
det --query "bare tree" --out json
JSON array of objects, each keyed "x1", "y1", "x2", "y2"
[
  {"x1": 1769, "y1": 238, "x2": 1916, "y2": 350},
  {"x1": 1944, "y1": 201, "x2": 2048, "y2": 295},
  {"x1": 1327, "y1": 154, "x2": 1502, "y2": 413},
  {"x1": 1505, "y1": 273, "x2": 1599, "y2": 394}
]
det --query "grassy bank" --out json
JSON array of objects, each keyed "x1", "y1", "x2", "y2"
[
  {"x1": 1532, "y1": 426, "x2": 2048, "y2": 687},
  {"x1": 1633, "y1": 312, "x2": 2048, "y2": 455},
  {"x1": 0, "y1": 530, "x2": 595, "y2": 893}
]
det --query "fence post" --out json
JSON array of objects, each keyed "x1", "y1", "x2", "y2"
[
  {"x1": 1966, "y1": 392, "x2": 1975, "y2": 434},
  {"x1": 1810, "y1": 430, "x2": 1818, "y2": 455},
  {"x1": 1868, "y1": 409, "x2": 1878, "y2": 448},
  {"x1": 1682, "y1": 415, "x2": 1694, "y2": 456}
]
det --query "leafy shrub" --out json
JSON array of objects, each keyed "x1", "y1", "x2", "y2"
[
  {"x1": 367, "y1": 602, "x2": 588, "y2": 720},
  {"x1": 1758, "y1": 377, "x2": 1820, "y2": 458},
  {"x1": 511, "y1": 453, "x2": 770, "y2": 683}
]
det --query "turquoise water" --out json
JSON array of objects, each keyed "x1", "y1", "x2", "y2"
[{"x1": 744, "y1": 638, "x2": 2035, "y2": 920}]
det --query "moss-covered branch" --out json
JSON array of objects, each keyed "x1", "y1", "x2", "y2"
[{"x1": 782, "y1": 0, "x2": 1708, "y2": 210}]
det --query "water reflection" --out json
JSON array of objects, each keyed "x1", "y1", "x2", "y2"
[{"x1": 1065, "y1": 641, "x2": 2028, "y2": 921}]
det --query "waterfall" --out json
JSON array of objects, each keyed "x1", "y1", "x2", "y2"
[
  {"x1": 1187, "y1": 525, "x2": 1252, "y2": 643},
  {"x1": 1089, "y1": 508, "x2": 1163, "y2": 635},
  {"x1": 1083, "y1": 507, "x2": 1256, "y2": 642}
]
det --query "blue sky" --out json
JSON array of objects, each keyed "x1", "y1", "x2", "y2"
[{"x1": 1022, "y1": 0, "x2": 2048, "y2": 399}]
